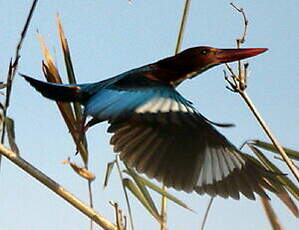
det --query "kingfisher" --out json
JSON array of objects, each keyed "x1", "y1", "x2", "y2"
[{"x1": 22, "y1": 46, "x2": 278, "y2": 200}]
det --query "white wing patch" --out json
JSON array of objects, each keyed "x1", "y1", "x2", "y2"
[
  {"x1": 135, "y1": 97, "x2": 193, "y2": 114},
  {"x1": 197, "y1": 147, "x2": 245, "y2": 186}
]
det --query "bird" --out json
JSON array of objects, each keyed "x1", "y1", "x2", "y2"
[{"x1": 22, "y1": 46, "x2": 280, "y2": 200}]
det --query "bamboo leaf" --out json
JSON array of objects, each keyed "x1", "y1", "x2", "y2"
[
  {"x1": 103, "y1": 160, "x2": 115, "y2": 188},
  {"x1": 56, "y1": 15, "x2": 76, "y2": 84},
  {"x1": 62, "y1": 158, "x2": 95, "y2": 181},
  {"x1": 261, "y1": 197, "x2": 284, "y2": 230},
  {"x1": 56, "y1": 15, "x2": 85, "y2": 130},
  {"x1": 5, "y1": 116, "x2": 20, "y2": 155},
  {"x1": 252, "y1": 140, "x2": 299, "y2": 161},
  {"x1": 123, "y1": 169, "x2": 194, "y2": 212},
  {"x1": 249, "y1": 144, "x2": 299, "y2": 200},
  {"x1": 38, "y1": 34, "x2": 88, "y2": 164},
  {"x1": 125, "y1": 166, "x2": 159, "y2": 216},
  {"x1": 123, "y1": 178, "x2": 163, "y2": 224},
  {"x1": 275, "y1": 192, "x2": 299, "y2": 217},
  {"x1": 249, "y1": 144, "x2": 299, "y2": 217},
  {"x1": 38, "y1": 34, "x2": 61, "y2": 80},
  {"x1": 0, "y1": 115, "x2": 20, "y2": 155}
]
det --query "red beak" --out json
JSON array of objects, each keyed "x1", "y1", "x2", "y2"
[{"x1": 216, "y1": 48, "x2": 268, "y2": 63}]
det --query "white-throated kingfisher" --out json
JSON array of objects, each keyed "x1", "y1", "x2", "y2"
[{"x1": 23, "y1": 46, "x2": 280, "y2": 200}]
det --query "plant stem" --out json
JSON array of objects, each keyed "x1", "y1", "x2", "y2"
[
  {"x1": 0, "y1": 143, "x2": 116, "y2": 230},
  {"x1": 160, "y1": 1, "x2": 192, "y2": 229},
  {"x1": 239, "y1": 90, "x2": 299, "y2": 183},
  {"x1": 88, "y1": 180, "x2": 94, "y2": 230},
  {"x1": 160, "y1": 184, "x2": 167, "y2": 230},
  {"x1": 0, "y1": 0, "x2": 39, "y2": 168},
  {"x1": 116, "y1": 156, "x2": 134, "y2": 230},
  {"x1": 200, "y1": 197, "x2": 214, "y2": 230},
  {"x1": 175, "y1": 0, "x2": 191, "y2": 54}
]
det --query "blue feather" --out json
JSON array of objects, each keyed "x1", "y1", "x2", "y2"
[{"x1": 83, "y1": 83, "x2": 196, "y2": 122}]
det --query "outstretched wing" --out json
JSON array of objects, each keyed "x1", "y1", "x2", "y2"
[
  {"x1": 89, "y1": 81, "x2": 273, "y2": 199},
  {"x1": 108, "y1": 114, "x2": 275, "y2": 200}
]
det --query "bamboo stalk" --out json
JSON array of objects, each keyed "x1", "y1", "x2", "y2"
[
  {"x1": 239, "y1": 90, "x2": 299, "y2": 183},
  {"x1": 175, "y1": 0, "x2": 191, "y2": 54},
  {"x1": 0, "y1": 144, "x2": 116, "y2": 230},
  {"x1": 226, "y1": 3, "x2": 299, "y2": 183},
  {"x1": 160, "y1": 1, "x2": 192, "y2": 229}
]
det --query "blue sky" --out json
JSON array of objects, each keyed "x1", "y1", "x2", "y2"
[{"x1": 0, "y1": 0, "x2": 298, "y2": 229}]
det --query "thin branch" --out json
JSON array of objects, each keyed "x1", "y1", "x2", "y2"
[
  {"x1": 239, "y1": 91, "x2": 299, "y2": 182},
  {"x1": 200, "y1": 197, "x2": 214, "y2": 230},
  {"x1": 230, "y1": 2, "x2": 249, "y2": 89},
  {"x1": 175, "y1": 0, "x2": 192, "y2": 54},
  {"x1": 230, "y1": 2, "x2": 248, "y2": 46},
  {"x1": 109, "y1": 201, "x2": 126, "y2": 230},
  {"x1": 0, "y1": 144, "x2": 116, "y2": 230},
  {"x1": 0, "y1": 0, "x2": 39, "y2": 167},
  {"x1": 224, "y1": 3, "x2": 299, "y2": 182},
  {"x1": 88, "y1": 180, "x2": 94, "y2": 230}
]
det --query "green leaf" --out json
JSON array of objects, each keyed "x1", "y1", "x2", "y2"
[
  {"x1": 56, "y1": 15, "x2": 85, "y2": 132},
  {"x1": 249, "y1": 144, "x2": 299, "y2": 217},
  {"x1": 123, "y1": 169, "x2": 194, "y2": 212},
  {"x1": 5, "y1": 117, "x2": 19, "y2": 155},
  {"x1": 123, "y1": 178, "x2": 163, "y2": 224},
  {"x1": 125, "y1": 166, "x2": 159, "y2": 216},
  {"x1": 252, "y1": 140, "x2": 299, "y2": 161},
  {"x1": 249, "y1": 144, "x2": 299, "y2": 199},
  {"x1": 0, "y1": 115, "x2": 20, "y2": 155},
  {"x1": 103, "y1": 160, "x2": 115, "y2": 188}
]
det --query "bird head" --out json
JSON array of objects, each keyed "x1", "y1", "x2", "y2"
[
  {"x1": 154, "y1": 46, "x2": 267, "y2": 84},
  {"x1": 178, "y1": 46, "x2": 267, "y2": 76}
]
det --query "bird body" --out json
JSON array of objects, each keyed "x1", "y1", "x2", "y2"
[{"x1": 23, "y1": 46, "x2": 279, "y2": 200}]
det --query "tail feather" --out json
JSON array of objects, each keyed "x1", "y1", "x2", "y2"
[{"x1": 22, "y1": 74, "x2": 83, "y2": 102}]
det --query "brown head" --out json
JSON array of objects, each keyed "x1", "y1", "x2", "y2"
[{"x1": 154, "y1": 46, "x2": 267, "y2": 84}]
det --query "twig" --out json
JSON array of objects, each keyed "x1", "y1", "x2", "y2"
[
  {"x1": 200, "y1": 197, "x2": 214, "y2": 230},
  {"x1": 116, "y1": 156, "x2": 134, "y2": 230},
  {"x1": 230, "y1": 2, "x2": 249, "y2": 89},
  {"x1": 109, "y1": 201, "x2": 126, "y2": 230},
  {"x1": 175, "y1": 0, "x2": 191, "y2": 54},
  {"x1": 0, "y1": 143, "x2": 116, "y2": 230},
  {"x1": 88, "y1": 180, "x2": 94, "y2": 230},
  {"x1": 224, "y1": 4, "x2": 299, "y2": 183},
  {"x1": 230, "y1": 2, "x2": 248, "y2": 46},
  {"x1": 239, "y1": 91, "x2": 299, "y2": 182},
  {"x1": 0, "y1": 0, "x2": 39, "y2": 168}
]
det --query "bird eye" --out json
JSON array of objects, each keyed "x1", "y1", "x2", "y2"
[{"x1": 200, "y1": 49, "x2": 209, "y2": 55}]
